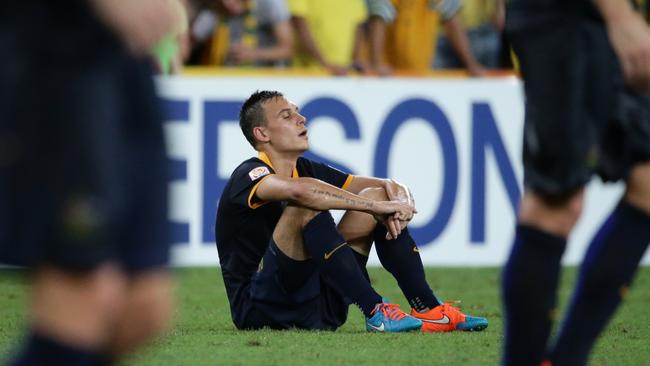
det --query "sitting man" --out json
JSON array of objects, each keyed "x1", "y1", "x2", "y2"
[{"x1": 215, "y1": 90, "x2": 488, "y2": 332}]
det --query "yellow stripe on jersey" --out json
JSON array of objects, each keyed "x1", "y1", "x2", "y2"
[
  {"x1": 247, "y1": 174, "x2": 274, "y2": 209},
  {"x1": 258, "y1": 152, "x2": 299, "y2": 177},
  {"x1": 341, "y1": 175, "x2": 354, "y2": 191}
]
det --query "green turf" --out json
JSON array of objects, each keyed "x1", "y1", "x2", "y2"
[{"x1": 1, "y1": 267, "x2": 648, "y2": 365}]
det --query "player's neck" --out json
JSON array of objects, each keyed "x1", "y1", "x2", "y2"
[{"x1": 258, "y1": 150, "x2": 299, "y2": 177}]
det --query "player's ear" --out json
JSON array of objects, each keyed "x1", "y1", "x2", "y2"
[{"x1": 252, "y1": 126, "x2": 270, "y2": 143}]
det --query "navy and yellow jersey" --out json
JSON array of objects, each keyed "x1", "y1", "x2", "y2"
[{"x1": 215, "y1": 152, "x2": 353, "y2": 311}]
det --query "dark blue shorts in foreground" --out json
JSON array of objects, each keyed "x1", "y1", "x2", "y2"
[
  {"x1": 509, "y1": 17, "x2": 650, "y2": 197},
  {"x1": 0, "y1": 1, "x2": 170, "y2": 273},
  {"x1": 231, "y1": 240, "x2": 349, "y2": 331}
]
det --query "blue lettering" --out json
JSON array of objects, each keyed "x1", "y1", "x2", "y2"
[
  {"x1": 471, "y1": 102, "x2": 521, "y2": 243},
  {"x1": 374, "y1": 99, "x2": 458, "y2": 246},
  {"x1": 162, "y1": 99, "x2": 190, "y2": 244},
  {"x1": 203, "y1": 100, "x2": 243, "y2": 243},
  {"x1": 300, "y1": 97, "x2": 359, "y2": 174}
]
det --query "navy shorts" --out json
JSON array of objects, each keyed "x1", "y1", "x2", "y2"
[
  {"x1": 0, "y1": 1, "x2": 170, "y2": 272},
  {"x1": 232, "y1": 240, "x2": 349, "y2": 331},
  {"x1": 510, "y1": 18, "x2": 650, "y2": 197}
]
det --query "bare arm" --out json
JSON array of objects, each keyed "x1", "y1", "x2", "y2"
[
  {"x1": 345, "y1": 176, "x2": 414, "y2": 206},
  {"x1": 493, "y1": 0, "x2": 505, "y2": 31},
  {"x1": 343, "y1": 175, "x2": 384, "y2": 195},
  {"x1": 229, "y1": 20, "x2": 294, "y2": 63},
  {"x1": 259, "y1": 20, "x2": 294, "y2": 61},
  {"x1": 442, "y1": 15, "x2": 485, "y2": 76},
  {"x1": 367, "y1": 16, "x2": 392, "y2": 75},
  {"x1": 91, "y1": 0, "x2": 178, "y2": 55},
  {"x1": 256, "y1": 175, "x2": 411, "y2": 217},
  {"x1": 352, "y1": 23, "x2": 369, "y2": 73},
  {"x1": 594, "y1": 0, "x2": 650, "y2": 90},
  {"x1": 363, "y1": 0, "x2": 395, "y2": 75},
  {"x1": 291, "y1": 16, "x2": 349, "y2": 75},
  {"x1": 344, "y1": 175, "x2": 416, "y2": 239}
]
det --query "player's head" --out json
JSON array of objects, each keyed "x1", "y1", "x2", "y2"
[
  {"x1": 240, "y1": 90, "x2": 284, "y2": 149},
  {"x1": 240, "y1": 90, "x2": 308, "y2": 153}
]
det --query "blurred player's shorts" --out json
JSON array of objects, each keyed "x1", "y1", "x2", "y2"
[
  {"x1": 0, "y1": 0, "x2": 171, "y2": 272},
  {"x1": 510, "y1": 18, "x2": 650, "y2": 197}
]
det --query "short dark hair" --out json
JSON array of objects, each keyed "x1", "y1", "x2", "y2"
[{"x1": 239, "y1": 90, "x2": 284, "y2": 149}]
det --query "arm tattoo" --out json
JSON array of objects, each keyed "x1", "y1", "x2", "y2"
[{"x1": 310, "y1": 187, "x2": 374, "y2": 209}]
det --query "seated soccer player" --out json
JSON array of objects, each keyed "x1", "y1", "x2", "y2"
[{"x1": 214, "y1": 90, "x2": 488, "y2": 332}]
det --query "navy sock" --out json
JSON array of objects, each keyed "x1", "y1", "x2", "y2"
[
  {"x1": 302, "y1": 212, "x2": 382, "y2": 317},
  {"x1": 549, "y1": 201, "x2": 650, "y2": 366},
  {"x1": 351, "y1": 249, "x2": 371, "y2": 283},
  {"x1": 10, "y1": 331, "x2": 102, "y2": 366},
  {"x1": 374, "y1": 226, "x2": 440, "y2": 311},
  {"x1": 502, "y1": 224, "x2": 566, "y2": 366}
]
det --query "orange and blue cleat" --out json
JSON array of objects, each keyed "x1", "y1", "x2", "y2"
[
  {"x1": 366, "y1": 299, "x2": 422, "y2": 332},
  {"x1": 410, "y1": 301, "x2": 488, "y2": 332}
]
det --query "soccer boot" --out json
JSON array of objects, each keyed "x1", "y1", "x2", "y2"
[
  {"x1": 410, "y1": 301, "x2": 488, "y2": 332},
  {"x1": 366, "y1": 299, "x2": 422, "y2": 332}
]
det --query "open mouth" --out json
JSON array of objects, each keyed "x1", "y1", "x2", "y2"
[{"x1": 299, "y1": 131, "x2": 308, "y2": 137}]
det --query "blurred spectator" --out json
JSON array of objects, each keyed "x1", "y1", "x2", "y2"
[
  {"x1": 379, "y1": 0, "x2": 484, "y2": 75},
  {"x1": 353, "y1": 0, "x2": 396, "y2": 75},
  {"x1": 187, "y1": 0, "x2": 293, "y2": 67},
  {"x1": 152, "y1": 0, "x2": 190, "y2": 74},
  {"x1": 289, "y1": 0, "x2": 367, "y2": 75},
  {"x1": 434, "y1": 0, "x2": 504, "y2": 70}
]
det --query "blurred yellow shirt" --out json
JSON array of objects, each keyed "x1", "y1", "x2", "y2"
[
  {"x1": 460, "y1": 0, "x2": 497, "y2": 29},
  {"x1": 385, "y1": 0, "x2": 440, "y2": 72},
  {"x1": 288, "y1": 0, "x2": 367, "y2": 67}
]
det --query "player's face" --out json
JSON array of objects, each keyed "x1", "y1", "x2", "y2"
[{"x1": 261, "y1": 97, "x2": 309, "y2": 153}]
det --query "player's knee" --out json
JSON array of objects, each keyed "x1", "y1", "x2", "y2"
[
  {"x1": 283, "y1": 205, "x2": 322, "y2": 229},
  {"x1": 83, "y1": 266, "x2": 129, "y2": 338},
  {"x1": 125, "y1": 274, "x2": 174, "y2": 339},
  {"x1": 519, "y1": 189, "x2": 584, "y2": 237},
  {"x1": 357, "y1": 187, "x2": 388, "y2": 201},
  {"x1": 33, "y1": 264, "x2": 128, "y2": 346},
  {"x1": 131, "y1": 299, "x2": 172, "y2": 339},
  {"x1": 625, "y1": 163, "x2": 650, "y2": 214}
]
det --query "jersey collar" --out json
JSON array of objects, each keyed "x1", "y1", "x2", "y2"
[{"x1": 258, "y1": 152, "x2": 299, "y2": 178}]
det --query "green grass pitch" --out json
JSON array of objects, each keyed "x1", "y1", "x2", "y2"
[{"x1": 1, "y1": 267, "x2": 648, "y2": 365}]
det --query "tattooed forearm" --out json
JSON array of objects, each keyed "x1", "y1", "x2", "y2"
[{"x1": 310, "y1": 187, "x2": 374, "y2": 210}]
